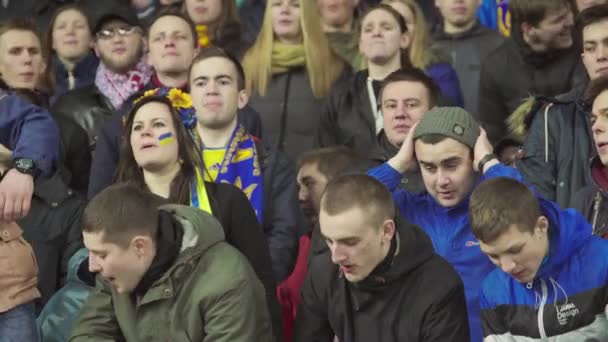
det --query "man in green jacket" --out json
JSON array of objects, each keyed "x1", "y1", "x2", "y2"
[{"x1": 69, "y1": 183, "x2": 272, "y2": 341}]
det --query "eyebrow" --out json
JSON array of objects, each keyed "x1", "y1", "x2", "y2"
[
  {"x1": 192, "y1": 74, "x2": 233, "y2": 82},
  {"x1": 486, "y1": 242, "x2": 526, "y2": 256},
  {"x1": 88, "y1": 248, "x2": 106, "y2": 255},
  {"x1": 418, "y1": 156, "x2": 461, "y2": 166},
  {"x1": 321, "y1": 233, "x2": 359, "y2": 243}
]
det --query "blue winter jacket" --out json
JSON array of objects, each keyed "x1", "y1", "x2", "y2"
[
  {"x1": 480, "y1": 199, "x2": 608, "y2": 341},
  {"x1": 369, "y1": 162, "x2": 523, "y2": 342},
  {"x1": 426, "y1": 62, "x2": 465, "y2": 108},
  {"x1": 0, "y1": 90, "x2": 58, "y2": 175}
]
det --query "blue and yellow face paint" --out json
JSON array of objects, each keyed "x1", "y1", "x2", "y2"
[{"x1": 158, "y1": 132, "x2": 174, "y2": 146}]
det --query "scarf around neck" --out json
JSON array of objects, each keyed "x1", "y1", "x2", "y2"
[
  {"x1": 271, "y1": 42, "x2": 306, "y2": 74},
  {"x1": 95, "y1": 58, "x2": 154, "y2": 109},
  {"x1": 193, "y1": 124, "x2": 264, "y2": 222}
]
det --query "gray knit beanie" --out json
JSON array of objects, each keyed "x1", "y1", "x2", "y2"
[{"x1": 413, "y1": 107, "x2": 480, "y2": 148}]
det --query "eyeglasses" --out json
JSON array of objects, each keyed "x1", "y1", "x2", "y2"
[{"x1": 96, "y1": 26, "x2": 139, "y2": 40}]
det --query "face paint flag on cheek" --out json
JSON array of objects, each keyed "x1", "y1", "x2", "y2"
[{"x1": 158, "y1": 132, "x2": 174, "y2": 146}]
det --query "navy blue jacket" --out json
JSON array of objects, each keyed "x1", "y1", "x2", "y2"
[
  {"x1": 0, "y1": 90, "x2": 58, "y2": 175},
  {"x1": 369, "y1": 162, "x2": 523, "y2": 342},
  {"x1": 50, "y1": 52, "x2": 99, "y2": 105},
  {"x1": 480, "y1": 199, "x2": 608, "y2": 340},
  {"x1": 426, "y1": 62, "x2": 464, "y2": 108}
]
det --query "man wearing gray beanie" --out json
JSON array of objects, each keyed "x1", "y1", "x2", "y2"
[{"x1": 368, "y1": 107, "x2": 527, "y2": 342}]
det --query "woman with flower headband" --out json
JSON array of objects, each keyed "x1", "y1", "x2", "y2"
[{"x1": 114, "y1": 87, "x2": 281, "y2": 334}]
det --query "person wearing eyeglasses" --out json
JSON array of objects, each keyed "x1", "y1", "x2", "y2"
[{"x1": 51, "y1": 4, "x2": 152, "y2": 158}]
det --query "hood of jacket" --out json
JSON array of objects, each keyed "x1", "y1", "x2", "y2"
[
  {"x1": 67, "y1": 248, "x2": 89, "y2": 283},
  {"x1": 158, "y1": 204, "x2": 226, "y2": 262},
  {"x1": 507, "y1": 82, "x2": 590, "y2": 140},
  {"x1": 535, "y1": 198, "x2": 593, "y2": 279}
]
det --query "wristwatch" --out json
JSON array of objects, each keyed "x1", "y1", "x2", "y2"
[
  {"x1": 478, "y1": 153, "x2": 497, "y2": 173},
  {"x1": 12, "y1": 158, "x2": 37, "y2": 176}
]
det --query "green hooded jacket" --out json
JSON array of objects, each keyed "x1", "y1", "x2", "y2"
[{"x1": 69, "y1": 204, "x2": 272, "y2": 342}]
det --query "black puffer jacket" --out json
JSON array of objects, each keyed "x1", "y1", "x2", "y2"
[
  {"x1": 17, "y1": 172, "x2": 84, "y2": 311},
  {"x1": 515, "y1": 84, "x2": 594, "y2": 209},
  {"x1": 478, "y1": 26, "x2": 587, "y2": 143},
  {"x1": 51, "y1": 84, "x2": 115, "y2": 152},
  {"x1": 294, "y1": 214, "x2": 470, "y2": 342}
]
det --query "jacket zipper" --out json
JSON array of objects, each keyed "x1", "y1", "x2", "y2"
[
  {"x1": 592, "y1": 191, "x2": 602, "y2": 234},
  {"x1": 537, "y1": 279, "x2": 548, "y2": 339}
]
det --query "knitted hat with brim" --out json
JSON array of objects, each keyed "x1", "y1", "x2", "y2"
[{"x1": 413, "y1": 107, "x2": 480, "y2": 149}]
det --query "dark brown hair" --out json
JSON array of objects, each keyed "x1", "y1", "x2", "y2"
[
  {"x1": 148, "y1": 7, "x2": 198, "y2": 48},
  {"x1": 115, "y1": 94, "x2": 206, "y2": 205},
  {"x1": 188, "y1": 46, "x2": 245, "y2": 90},
  {"x1": 378, "y1": 67, "x2": 440, "y2": 109},
  {"x1": 83, "y1": 182, "x2": 168, "y2": 247},
  {"x1": 298, "y1": 146, "x2": 358, "y2": 182},
  {"x1": 577, "y1": 3, "x2": 608, "y2": 39},
  {"x1": 469, "y1": 177, "x2": 542, "y2": 243},
  {"x1": 321, "y1": 174, "x2": 395, "y2": 228},
  {"x1": 585, "y1": 76, "x2": 608, "y2": 104},
  {"x1": 510, "y1": 0, "x2": 571, "y2": 26},
  {"x1": 0, "y1": 17, "x2": 53, "y2": 93}
]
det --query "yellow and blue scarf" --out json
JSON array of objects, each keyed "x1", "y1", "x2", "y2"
[
  {"x1": 195, "y1": 124, "x2": 263, "y2": 222},
  {"x1": 190, "y1": 168, "x2": 213, "y2": 214}
]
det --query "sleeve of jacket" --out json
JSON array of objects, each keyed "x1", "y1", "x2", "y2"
[
  {"x1": 315, "y1": 91, "x2": 342, "y2": 148},
  {"x1": 426, "y1": 63, "x2": 465, "y2": 108},
  {"x1": 478, "y1": 56, "x2": 508, "y2": 144},
  {"x1": 87, "y1": 114, "x2": 122, "y2": 199},
  {"x1": 0, "y1": 93, "x2": 59, "y2": 176},
  {"x1": 59, "y1": 200, "x2": 84, "y2": 287},
  {"x1": 479, "y1": 287, "x2": 510, "y2": 341},
  {"x1": 421, "y1": 278, "x2": 470, "y2": 342},
  {"x1": 293, "y1": 259, "x2": 334, "y2": 342},
  {"x1": 69, "y1": 279, "x2": 124, "y2": 341},
  {"x1": 237, "y1": 105, "x2": 263, "y2": 139},
  {"x1": 201, "y1": 260, "x2": 272, "y2": 342},
  {"x1": 265, "y1": 152, "x2": 299, "y2": 283},
  {"x1": 515, "y1": 104, "x2": 558, "y2": 202},
  {"x1": 219, "y1": 184, "x2": 283, "y2": 341}
]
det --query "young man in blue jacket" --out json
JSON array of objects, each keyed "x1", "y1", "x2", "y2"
[
  {"x1": 0, "y1": 88, "x2": 58, "y2": 222},
  {"x1": 469, "y1": 177, "x2": 608, "y2": 340},
  {"x1": 368, "y1": 106, "x2": 522, "y2": 341}
]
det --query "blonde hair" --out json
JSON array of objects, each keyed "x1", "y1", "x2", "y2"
[
  {"x1": 382, "y1": 0, "x2": 433, "y2": 69},
  {"x1": 242, "y1": 0, "x2": 344, "y2": 98}
]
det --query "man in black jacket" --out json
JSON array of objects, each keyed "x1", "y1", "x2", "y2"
[
  {"x1": 294, "y1": 174, "x2": 469, "y2": 342},
  {"x1": 433, "y1": 0, "x2": 504, "y2": 116},
  {"x1": 516, "y1": 4, "x2": 608, "y2": 209},
  {"x1": 478, "y1": 0, "x2": 586, "y2": 143}
]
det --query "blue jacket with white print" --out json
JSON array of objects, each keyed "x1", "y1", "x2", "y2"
[
  {"x1": 479, "y1": 198, "x2": 608, "y2": 341},
  {"x1": 368, "y1": 162, "x2": 523, "y2": 342}
]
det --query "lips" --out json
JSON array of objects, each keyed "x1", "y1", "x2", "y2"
[
  {"x1": 597, "y1": 142, "x2": 608, "y2": 153},
  {"x1": 194, "y1": 6, "x2": 207, "y2": 14},
  {"x1": 451, "y1": 6, "x2": 467, "y2": 15},
  {"x1": 392, "y1": 124, "x2": 410, "y2": 133},
  {"x1": 204, "y1": 101, "x2": 223, "y2": 110},
  {"x1": 597, "y1": 67, "x2": 608, "y2": 76},
  {"x1": 340, "y1": 265, "x2": 354, "y2": 274}
]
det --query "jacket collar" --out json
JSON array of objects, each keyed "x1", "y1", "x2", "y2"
[{"x1": 433, "y1": 20, "x2": 488, "y2": 40}]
